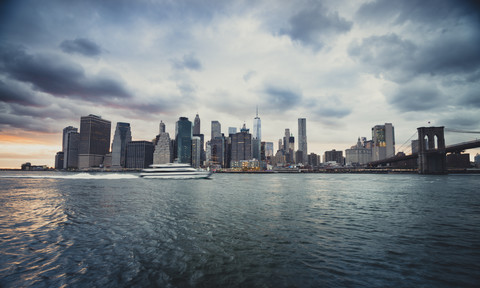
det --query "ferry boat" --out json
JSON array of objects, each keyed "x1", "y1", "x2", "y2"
[{"x1": 139, "y1": 163, "x2": 213, "y2": 179}]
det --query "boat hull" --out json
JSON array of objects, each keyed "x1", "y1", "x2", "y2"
[{"x1": 139, "y1": 171, "x2": 212, "y2": 179}]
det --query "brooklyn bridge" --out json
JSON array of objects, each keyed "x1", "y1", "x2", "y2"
[{"x1": 367, "y1": 126, "x2": 480, "y2": 174}]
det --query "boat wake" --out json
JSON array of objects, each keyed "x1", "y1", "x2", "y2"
[{"x1": 0, "y1": 173, "x2": 140, "y2": 180}]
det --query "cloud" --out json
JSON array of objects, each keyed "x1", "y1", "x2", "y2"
[
  {"x1": 384, "y1": 82, "x2": 444, "y2": 112},
  {"x1": 458, "y1": 90, "x2": 480, "y2": 108},
  {"x1": 356, "y1": 0, "x2": 480, "y2": 26},
  {"x1": 0, "y1": 79, "x2": 46, "y2": 107},
  {"x1": 0, "y1": 44, "x2": 131, "y2": 101},
  {"x1": 170, "y1": 53, "x2": 203, "y2": 71},
  {"x1": 348, "y1": 31, "x2": 480, "y2": 83},
  {"x1": 60, "y1": 38, "x2": 102, "y2": 57},
  {"x1": 263, "y1": 84, "x2": 302, "y2": 111},
  {"x1": 279, "y1": 2, "x2": 352, "y2": 51}
]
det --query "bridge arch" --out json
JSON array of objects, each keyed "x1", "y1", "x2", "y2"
[{"x1": 417, "y1": 126, "x2": 446, "y2": 174}]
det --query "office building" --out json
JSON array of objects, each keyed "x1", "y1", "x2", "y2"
[
  {"x1": 210, "y1": 137, "x2": 224, "y2": 167},
  {"x1": 252, "y1": 108, "x2": 261, "y2": 160},
  {"x1": 63, "y1": 126, "x2": 78, "y2": 169},
  {"x1": 345, "y1": 137, "x2": 372, "y2": 166},
  {"x1": 55, "y1": 152, "x2": 64, "y2": 170},
  {"x1": 324, "y1": 149, "x2": 344, "y2": 165},
  {"x1": 111, "y1": 122, "x2": 132, "y2": 168},
  {"x1": 372, "y1": 123, "x2": 395, "y2": 161},
  {"x1": 191, "y1": 136, "x2": 201, "y2": 168},
  {"x1": 153, "y1": 121, "x2": 172, "y2": 164},
  {"x1": 176, "y1": 117, "x2": 192, "y2": 164},
  {"x1": 78, "y1": 114, "x2": 111, "y2": 169},
  {"x1": 211, "y1": 120, "x2": 221, "y2": 140},
  {"x1": 125, "y1": 141, "x2": 154, "y2": 168},
  {"x1": 231, "y1": 124, "x2": 252, "y2": 165},
  {"x1": 298, "y1": 118, "x2": 307, "y2": 164},
  {"x1": 193, "y1": 114, "x2": 201, "y2": 135},
  {"x1": 64, "y1": 131, "x2": 80, "y2": 169}
]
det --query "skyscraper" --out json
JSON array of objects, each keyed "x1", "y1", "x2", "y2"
[
  {"x1": 63, "y1": 126, "x2": 79, "y2": 169},
  {"x1": 211, "y1": 120, "x2": 221, "y2": 140},
  {"x1": 125, "y1": 141, "x2": 154, "y2": 168},
  {"x1": 154, "y1": 121, "x2": 172, "y2": 164},
  {"x1": 252, "y1": 108, "x2": 261, "y2": 160},
  {"x1": 193, "y1": 114, "x2": 201, "y2": 135},
  {"x1": 298, "y1": 118, "x2": 307, "y2": 164},
  {"x1": 372, "y1": 123, "x2": 395, "y2": 161},
  {"x1": 78, "y1": 114, "x2": 111, "y2": 169},
  {"x1": 231, "y1": 123, "x2": 252, "y2": 165},
  {"x1": 191, "y1": 136, "x2": 201, "y2": 168},
  {"x1": 111, "y1": 122, "x2": 132, "y2": 168},
  {"x1": 176, "y1": 117, "x2": 192, "y2": 164}
]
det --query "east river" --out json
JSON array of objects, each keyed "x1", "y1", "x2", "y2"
[{"x1": 1, "y1": 172, "x2": 479, "y2": 287}]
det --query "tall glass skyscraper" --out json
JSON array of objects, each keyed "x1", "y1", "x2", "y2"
[
  {"x1": 193, "y1": 114, "x2": 201, "y2": 135},
  {"x1": 176, "y1": 117, "x2": 192, "y2": 164},
  {"x1": 298, "y1": 118, "x2": 307, "y2": 165},
  {"x1": 252, "y1": 108, "x2": 261, "y2": 160},
  {"x1": 63, "y1": 126, "x2": 78, "y2": 169},
  {"x1": 211, "y1": 120, "x2": 221, "y2": 140},
  {"x1": 111, "y1": 122, "x2": 132, "y2": 168},
  {"x1": 78, "y1": 114, "x2": 111, "y2": 169}
]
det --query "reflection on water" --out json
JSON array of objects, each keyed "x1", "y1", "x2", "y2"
[{"x1": 0, "y1": 172, "x2": 479, "y2": 287}]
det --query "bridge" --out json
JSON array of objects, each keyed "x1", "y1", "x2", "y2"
[{"x1": 367, "y1": 126, "x2": 480, "y2": 174}]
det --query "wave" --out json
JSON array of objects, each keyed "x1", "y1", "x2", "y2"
[{"x1": 0, "y1": 173, "x2": 140, "y2": 180}]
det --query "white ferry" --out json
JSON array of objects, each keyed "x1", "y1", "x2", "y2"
[{"x1": 139, "y1": 163, "x2": 213, "y2": 179}]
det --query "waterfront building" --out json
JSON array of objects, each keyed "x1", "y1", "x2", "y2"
[
  {"x1": 231, "y1": 124, "x2": 252, "y2": 165},
  {"x1": 153, "y1": 121, "x2": 172, "y2": 164},
  {"x1": 324, "y1": 149, "x2": 344, "y2": 165},
  {"x1": 298, "y1": 118, "x2": 307, "y2": 165},
  {"x1": 193, "y1": 114, "x2": 201, "y2": 135},
  {"x1": 475, "y1": 153, "x2": 480, "y2": 168},
  {"x1": 308, "y1": 153, "x2": 320, "y2": 167},
  {"x1": 372, "y1": 123, "x2": 395, "y2": 161},
  {"x1": 210, "y1": 137, "x2": 224, "y2": 167},
  {"x1": 176, "y1": 117, "x2": 192, "y2": 164},
  {"x1": 111, "y1": 122, "x2": 132, "y2": 168},
  {"x1": 64, "y1": 131, "x2": 80, "y2": 169},
  {"x1": 125, "y1": 141, "x2": 154, "y2": 168},
  {"x1": 252, "y1": 108, "x2": 261, "y2": 160},
  {"x1": 191, "y1": 136, "x2": 201, "y2": 168},
  {"x1": 63, "y1": 126, "x2": 78, "y2": 169},
  {"x1": 55, "y1": 152, "x2": 64, "y2": 170},
  {"x1": 78, "y1": 114, "x2": 111, "y2": 169},
  {"x1": 211, "y1": 121, "x2": 221, "y2": 140},
  {"x1": 265, "y1": 142, "x2": 274, "y2": 157},
  {"x1": 345, "y1": 137, "x2": 372, "y2": 166},
  {"x1": 295, "y1": 150, "x2": 304, "y2": 165}
]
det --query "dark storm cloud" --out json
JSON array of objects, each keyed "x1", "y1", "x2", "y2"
[
  {"x1": 0, "y1": 104, "x2": 55, "y2": 133},
  {"x1": 356, "y1": 0, "x2": 480, "y2": 26},
  {"x1": 441, "y1": 113, "x2": 480, "y2": 129},
  {"x1": 348, "y1": 32, "x2": 480, "y2": 83},
  {"x1": 60, "y1": 38, "x2": 102, "y2": 57},
  {"x1": 264, "y1": 85, "x2": 302, "y2": 110},
  {"x1": 279, "y1": 2, "x2": 352, "y2": 50},
  {"x1": 386, "y1": 84, "x2": 444, "y2": 112},
  {"x1": 0, "y1": 44, "x2": 130, "y2": 101},
  {"x1": 459, "y1": 90, "x2": 480, "y2": 108},
  {"x1": 170, "y1": 53, "x2": 203, "y2": 71},
  {"x1": 0, "y1": 79, "x2": 45, "y2": 107}
]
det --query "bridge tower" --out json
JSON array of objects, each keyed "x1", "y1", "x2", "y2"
[{"x1": 417, "y1": 126, "x2": 446, "y2": 174}]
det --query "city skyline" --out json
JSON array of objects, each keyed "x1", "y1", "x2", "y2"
[{"x1": 1, "y1": 1, "x2": 480, "y2": 168}]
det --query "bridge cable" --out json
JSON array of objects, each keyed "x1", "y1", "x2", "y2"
[
  {"x1": 388, "y1": 131, "x2": 417, "y2": 158},
  {"x1": 445, "y1": 128, "x2": 480, "y2": 134}
]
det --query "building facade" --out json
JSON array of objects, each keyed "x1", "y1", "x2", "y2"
[
  {"x1": 191, "y1": 136, "x2": 201, "y2": 168},
  {"x1": 324, "y1": 149, "x2": 344, "y2": 165},
  {"x1": 211, "y1": 120, "x2": 221, "y2": 140},
  {"x1": 231, "y1": 124, "x2": 252, "y2": 165},
  {"x1": 176, "y1": 117, "x2": 192, "y2": 164},
  {"x1": 63, "y1": 126, "x2": 78, "y2": 169},
  {"x1": 193, "y1": 114, "x2": 201, "y2": 135},
  {"x1": 78, "y1": 114, "x2": 111, "y2": 169},
  {"x1": 345, "y1": 137, "x2": 372, "y2": 166},
  {"x1": 153, "y1": 121, "x2": 173, "y2": 164},
  {"x1": 125, "y1": 141, "x2": 154, "y2": 168},
  {"x1": 372, "y1": 123, "x2": 395, "y2": 161},
  {"x1": 298, "y1": 118, "x2": 307, "y2": 165},
  {"x1": 111, "y1": 122, "x2": 132, "y2": 168}
]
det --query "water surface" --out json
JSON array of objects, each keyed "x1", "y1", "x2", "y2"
[{"x1": 1, "y1": 172, "x2": 479, "y2": 287}]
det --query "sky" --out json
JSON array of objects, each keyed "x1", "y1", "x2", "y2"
[{"x1": 1, "y1": 0, "x2": 479, "y2": 168}]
